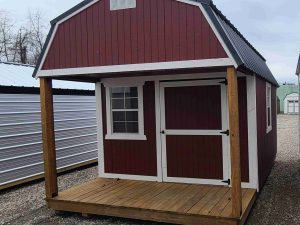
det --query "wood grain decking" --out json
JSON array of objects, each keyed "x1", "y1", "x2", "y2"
[{"x1": 47, "y1": 178, "x2": 256, "y2": 225}]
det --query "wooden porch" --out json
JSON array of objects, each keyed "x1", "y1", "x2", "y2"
[
  {"x1": 47, "y1": 178, "x2": 256, "y2": 225},
  {"x1": 40, "y1": 67, "x2": 253, "y2": 224}
]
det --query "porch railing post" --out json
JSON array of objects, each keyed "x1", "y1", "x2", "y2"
[
  {"x1": 40, "y1": 78, "x2": 58, "y2": 198},
  {"x1": 227, "y1": 67, "x2": 242, "y2": 217}
]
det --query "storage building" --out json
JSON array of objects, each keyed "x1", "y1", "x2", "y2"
[
  {"x1": 0, "y1": 62, "x2": 97, "y2": 190},
  {"x1": 32, "y1": 1, "x2": 279, "y2": 224}
]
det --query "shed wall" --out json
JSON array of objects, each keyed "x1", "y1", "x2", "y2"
[
  {"x1": 256, "y1": 77, "x2": 277, "y2": 189},
  {"x1": 0, "y1": 94, "x2": 97, "y2": 187},
  {"x1": 102, "y1": 81, "x2": 157, "y2": 176},
  {"x1": 101, "y1": 77, "x2": 250, "y2": 182},
  {"x1": 42, "y1": 0, "x2": 227, "y2": 70}
]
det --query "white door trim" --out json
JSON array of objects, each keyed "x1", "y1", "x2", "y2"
[{"x1": 159, "y1": 79, "x2": 230, "y2": 185}]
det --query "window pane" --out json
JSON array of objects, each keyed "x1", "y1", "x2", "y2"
[
  {"x1": 113, "y1": 122, "x2": 126, "y2": 133},
  {"x1": 111, "y1": 87, "x2": 124, "y2": 98},
  {"x1": 267, "y1": 108, "x2": 271, "y2": 126},
  {"x1": 125, "y1": 87, "x2": 138, "y2": 98},
  {"x1": 112, "y1": 99, "x2": 124, "y2": 109},
  {"x1": 113, "y1": 111, "x2": 126, "y2": 121},
  {"x1": 126, "y1": 122, "x2": 139, "y2": 133},
  {"x1": 126, "y1": 111, "x2": 138, "y2": 121},
  {"x1": 125, "y1": 98, "x2": 138, "y2": 109}
]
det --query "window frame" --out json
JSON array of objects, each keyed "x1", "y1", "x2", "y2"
[
  {"x1": 266, "y1": 82, "x2": 272, "y2": 133},
  {"x1": 105, "y1": 83, "x2": 146, "y2": 140}
]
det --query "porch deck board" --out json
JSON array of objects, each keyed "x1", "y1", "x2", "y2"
[{"x1": 48, "y1": 178, "x2": 257, "y2": 225}]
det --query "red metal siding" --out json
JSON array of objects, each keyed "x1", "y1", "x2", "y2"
[
  {"x1": 102, "y1": 81, "x2": 157, "y2": 176},
  {"x1": 42, "y1": 0, "x2": 228, "y2": 70},
  {"x1": 238, "y1": 77, "x2": 249, "y2": 183},
  {"x1": 165, "y1": 85, "x2": 222, "y2": 130},
  {"x1": 166, "y1": 135, "x2": 223, "y2": 179},
  {"x1": 256, "y1": 77, "x2": 277, "y2": 189}
]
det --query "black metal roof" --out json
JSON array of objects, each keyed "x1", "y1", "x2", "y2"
[
  {"x1": 33, "y1": 0, "x2": 279, "y2": 87},
  {"x1": 199, "y1": 0, "x2": 279, "y2": 86}
]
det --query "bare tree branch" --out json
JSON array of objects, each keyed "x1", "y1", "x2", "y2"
[{"x1": 0, "y1": 10, "x2": 14, "y2": 62}]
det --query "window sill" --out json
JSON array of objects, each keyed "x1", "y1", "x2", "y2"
[{"x1": 105, "y1": 134, "x2": 147, "y2": 141}]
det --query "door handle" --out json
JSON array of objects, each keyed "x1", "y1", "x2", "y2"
[{"x1": 161, "y1": 130, "x2": 165, "y2": 134}]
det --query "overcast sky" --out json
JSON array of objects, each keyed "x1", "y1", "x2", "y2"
[{"x1": 0, "y1": 0, "x2": 299, "y2": 84}]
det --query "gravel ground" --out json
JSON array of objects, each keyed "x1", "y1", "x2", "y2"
[
  {"x1": 247, "y1": 115, "x2": 300, "y2": 225},
  {"x1": 0, "y1": 115, "x2": 299, "y2": 225}
]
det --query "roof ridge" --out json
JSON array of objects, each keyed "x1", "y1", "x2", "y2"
[
  {"x1": 209, "y1": 1, "x2": 266, "y2": 61},
  {"x1": 0, "y1": 62, "x2": 35, "y2": 68}
]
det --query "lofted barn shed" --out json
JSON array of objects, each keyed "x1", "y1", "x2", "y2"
[{"x1": 34, "y1": 0, "x2": 278, "y2": 224}]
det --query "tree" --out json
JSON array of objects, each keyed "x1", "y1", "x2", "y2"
[
  {"x1": 0, "y1": 10, "x2": 49, "y2": 65},
  {"x1": 11, "y1": 26, "x2": 30, "y2": 64},
  {"x1": 0, "y1": 10, "x2": 14, "y2": 62},
  {"x1": 27, "y1": 10, "x2": 48, "y2": 65}
]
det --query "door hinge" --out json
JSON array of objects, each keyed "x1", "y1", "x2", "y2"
[
  {"x1": 222, "y1": 179, "x2": 231, "y2": 185},
  {"x1": 219, "y1": 79, "x2": 228, "y2": 85},
  {"x1": 220, "y1": 130, "x2": 229, "y2": 136}
]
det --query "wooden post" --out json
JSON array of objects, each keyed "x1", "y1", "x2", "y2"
[
  {"x1": 40, "y1": 78, "x2": 58, "y2": 198},
  {"x1": 226, "y1": 67, "x2": 242, "y2": 217}
]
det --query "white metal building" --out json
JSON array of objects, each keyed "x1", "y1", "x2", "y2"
[
  {"x1": 0, "y1": 62, "x2": 97, "y2": 190},
  {"x1": 284, "y1": 93, "x2": 299, "y2": 114}
]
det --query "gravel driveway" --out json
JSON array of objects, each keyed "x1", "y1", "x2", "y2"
[{"x1": 0, "y1": 115, "x2": 299, "y2": 225}]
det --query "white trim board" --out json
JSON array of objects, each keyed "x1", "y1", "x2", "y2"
[
  {"x1": 36, "y1": 58, "x2": 234, "y2": 77},
  {"x1": 246, "y1": 75, "x2": 259, "y2": 190},
  {"x1": 95, "y1": 82, "x2": 105, "y2": 176},
  {"x1": 100, "y1": 173, "x2": 160, "y2": 182}
]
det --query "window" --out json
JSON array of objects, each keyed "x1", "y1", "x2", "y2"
[
  {"x1": 110, "y1": 0, "x2": 136, "y2": 11},
  {"x1": 105, "y1": 85, "x2": 146, "y2": 140},
  {"x1": 266, "y1": 83, "x2": 272, "y2": 133}
]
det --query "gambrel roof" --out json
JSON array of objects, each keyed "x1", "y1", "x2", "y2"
[{"x1": 33, "y1": 0, "x2": 278, "y2": 86}]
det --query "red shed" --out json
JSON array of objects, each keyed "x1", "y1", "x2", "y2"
[{"x1": 34, "y1": 0, "x2": 278, "y2": 224}]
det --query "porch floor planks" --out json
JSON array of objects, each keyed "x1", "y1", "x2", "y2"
[
  {"x1": 111, "y1": 181, "x2": 162, "y2": 207},
  {"x1": 55, "y1": 179, "x2": 102, "y2": 200},
  {"x1": 72, "y1": 179, "x2": 126, "y2": 202},
  {"x1": 48, "y1": 178, "x2": 257, "y2": 225},
  {"x1": 87, "y1": 180, "x2": 139, "y2": 204},
  {"x1": 129, "y1": 182, "x2": 174, "y2": 208},
  {"x1": 93, "y1": 181, "x2": 150, "y2": 205}
]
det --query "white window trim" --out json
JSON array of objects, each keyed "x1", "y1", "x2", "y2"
[
  {"x1": 104, "y1": 83, "x2": 146, "y2": 140},
  {"x1": 266, "y1": 82, "x2": 272, "y2": 133}
]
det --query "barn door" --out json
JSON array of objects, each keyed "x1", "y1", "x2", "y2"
[{"x1": 159, "y1": 80, "x2": 230, "y2": 185}]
